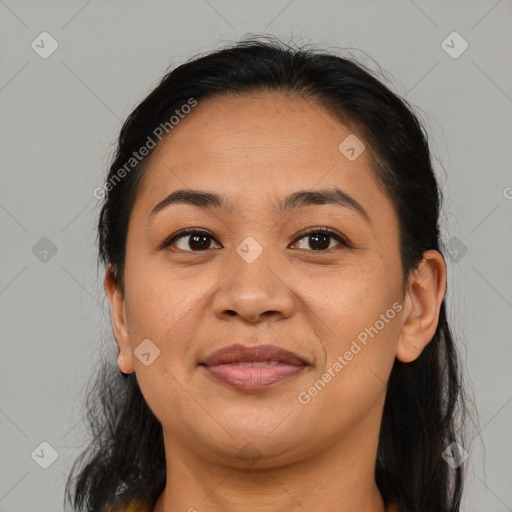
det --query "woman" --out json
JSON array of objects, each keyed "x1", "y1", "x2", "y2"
[{"x1": 65, "y1": 36, "x2": 468, "y2": 512}]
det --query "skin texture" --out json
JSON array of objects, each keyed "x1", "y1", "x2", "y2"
[{"x1": 105, "y1": 92, "x2": 446, "y2": 512}]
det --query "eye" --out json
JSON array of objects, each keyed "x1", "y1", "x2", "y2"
[
  {"x1": 164, "y1": 229, "x2": 222, "y2": 251},
  {"x1": 162, "y1": 227, "x2": 350, "y2": 252},
  {"x1": 290, "y1": 227, "x2": 349, "y2": 251}
]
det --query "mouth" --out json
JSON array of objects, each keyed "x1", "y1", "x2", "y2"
[{"x1": 199, "y1": 343, "x2": 309, "y2": 391}]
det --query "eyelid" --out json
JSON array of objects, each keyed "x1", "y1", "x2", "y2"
[
  {"x1": 160, "y1": 228, "x2": 221, "y2": 251},
  {"x1": 291, "y1": 226, "x2": 351, "y2": 249},
  {"x1": 161, "y1": 226, "x2": 351, "y2": 252}
]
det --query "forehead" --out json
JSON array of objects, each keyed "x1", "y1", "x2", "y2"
[
  {"x1": 149, "y1": 92, "x2": 359, "y2": 166},
  {"x1": 132, "y1": 91, "x2": 396, "y2": 228}
]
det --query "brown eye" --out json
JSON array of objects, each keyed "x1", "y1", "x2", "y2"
[
  {"x1": 165, "y1": 229, "x2": 221, "y2": 251},
  {"x1": 291, "y1": 227, "x2": 349, "y2": 251},
  {"x1": 163, "y1": 227, "x2": 349, "y2": 252}
]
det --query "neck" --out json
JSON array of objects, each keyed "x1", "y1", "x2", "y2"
[{"x1": 153, "y1": 407, "x2": 386, "y2": 512}]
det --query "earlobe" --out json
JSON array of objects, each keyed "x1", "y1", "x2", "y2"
[
  {"x1": 396, "y1": 250, "x2": 447, "y2": 363},
  {"x1": 104, "y1": 264, "x2": 135, "y2": 374}
]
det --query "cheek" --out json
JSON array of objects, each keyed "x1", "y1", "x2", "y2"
[
  {"x1": 306, "y1": 262, "x2": 394, "y2": 335},
  {"x1": 299, "y1": 292, "x2": 400, "y2": 433},
  {"x1": 303, "y1": 256, "x2": 401, "y2": 388},
  {"x1": 123, "y1": 262, "x2": 206, "y2": 339}
]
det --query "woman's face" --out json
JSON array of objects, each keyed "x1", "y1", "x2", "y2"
[{"x1": 109, "y1": 92, "x2": 411, "y2": 468}]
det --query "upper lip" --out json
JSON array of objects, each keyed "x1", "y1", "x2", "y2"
[{"x1": 200, "y1": 344, "x2": 308, "y2": 366}]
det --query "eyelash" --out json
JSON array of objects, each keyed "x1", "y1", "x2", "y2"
[{"x1": 162, "y1": 226, "x2": 351, "y2": 252}]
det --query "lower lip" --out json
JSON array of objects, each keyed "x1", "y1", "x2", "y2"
[{"x1": 201, "y1": 363, "x2": 306, "y2": 390}]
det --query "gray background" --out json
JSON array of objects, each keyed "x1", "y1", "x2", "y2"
[{"x1": 1, "y1": 1, "x2": 511, "y2": 511}]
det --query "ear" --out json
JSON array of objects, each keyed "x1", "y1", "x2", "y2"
[
  {"x1": 396, "y1": 250, "x2": 447, "y2": 363},
  {"x1": 104, "y1": 264, "x2": 135, "y2": 374}
]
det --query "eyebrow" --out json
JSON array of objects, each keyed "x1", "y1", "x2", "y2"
[{"x1": 149, "y1": 187, "x2": 371, "y2": 225}]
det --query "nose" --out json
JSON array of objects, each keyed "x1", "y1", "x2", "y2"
[{"x1": 212, "y1": 249, "x2": 296, "y2": 324}]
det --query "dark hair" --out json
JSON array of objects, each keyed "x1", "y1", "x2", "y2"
[{"x1": 65, "y1": 35, "x2": 470, "y2": 512}]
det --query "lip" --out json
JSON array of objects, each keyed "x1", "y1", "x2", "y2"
[
  {"x1": 201, "y1": 343, "x2": 308, "y2": 366},
  {"x1": 199, "y1": 343, "x2": 309, "y2": 391}
]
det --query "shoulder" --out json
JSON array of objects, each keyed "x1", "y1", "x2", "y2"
[
  {"x1": 111, "y1": 499, "x2": 397, "y2": 512},
  {"x1": 107, "y1": 499, "x2": 148, "y2": 512}
]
